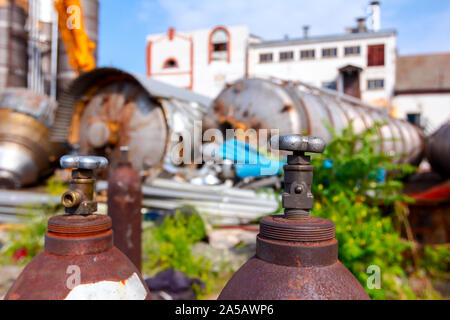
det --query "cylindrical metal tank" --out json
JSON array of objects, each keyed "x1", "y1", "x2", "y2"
[
  {"x1": 426, "y1": 122, "x2": 450, "y2": 178},
  {"x1": 205, "y1": 78, "x2": 424, "y2": 164},
  {"x1": 51, "y1": 67, "x2": 211, "y2": 180},
  {"x1": 5, "y1": 155, "x2": 150, "y2": 300},
  {"x1": 108, "y1": 147, "x2": 143, "y2": 271},
  {"x1": 219, "y1": 135, "x2": 369, "y2": 300},
  {"x1": 57, "y1": 0, "x2": 99, "y2": 95},
  {"x1": 0, "y1": 88, "x2": 63, "y2": 189},
  {"x1": 0, "y1": 0, "x2": 28, "y2": 88}
]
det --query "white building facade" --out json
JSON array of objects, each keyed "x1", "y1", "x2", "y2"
[
  {"x1": 146, "y1": 24, "x2": 396, "y2": 107},
  {"x1": 392, "y1": 53, "x2": 450, "y2": 134},
  {"x1": 146, "y1": 25, "x2": 251, "y2": 98},
  {"x1": 248, "y1": 31, "x2": 397, "y2": 106}
]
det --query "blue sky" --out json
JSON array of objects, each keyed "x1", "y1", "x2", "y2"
[{"x1": 98, "y1": 0, "x2": 450, "y2": 74}]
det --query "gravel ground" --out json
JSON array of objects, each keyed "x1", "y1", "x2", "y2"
[{"x1": 0, "y1": 265, "x2": 23, "y2": 299}]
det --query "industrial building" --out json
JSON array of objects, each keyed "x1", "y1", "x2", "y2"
[
  {"x1": 145, "y1": 1, "x2": 449, "y2": 132},
  {"x1": 392, "y1": 53, "x2": 450, "y2": 135},
  {"x1": 146, "y1": 2, "x2": 395, "y2": 105}
]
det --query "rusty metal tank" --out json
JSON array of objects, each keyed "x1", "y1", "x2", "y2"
[
  {"x1": 108, "y1": 146, "x2": 143, "y2": 271},
  {"x1": 206, "y1": 78, "x2": 424, "y2": 165},
  {"x1": 0, "y1": 88, "x2": 63, "y2": 189},
  {"x1": 51, "y1": 67, "x2": 211, "y2": 180},
  {"x1": 5, "y1": 155, "x2": 150, "y2": 300},
  {"x1": 426, "y1": 122, "x2": 450, "y2": 178},
  {"x1": 218, "y1": 135, "x2": 370, "y2": 300},
  {"x1": 0, "y1": 0, "x2": 28, "y2": 88},
  {"x1": 57, "y1": 0, "x2": 99, "y2": 95}
]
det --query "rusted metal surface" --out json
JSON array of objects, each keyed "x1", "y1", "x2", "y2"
[
  {"x1": 51, "y1": 67, "x2": 211, "y2": 180},
  {"x1": 218, "y1": 257, "x2": 368, "y2": 300},
  {"x1": 0, "y1": 89, "x2": 63, "y2": 189},
  {"x1": 108, "y1": 147, "x2": 143, "y2": 271},
  {"x1": 405, "y1": 178, "x2": 450, "y2": 245},
  {"x1": 5, "y1": 155, "x2": 150, "y2": 300},
  {"x1": 218, "y1": 134, "x2": 369, "y2": 300},
  {"x1": 426, "y1": 122, "x2": 450, "y2": 178},
  {"x1": 206, "y1": 78, "x2": 424, "y2": 165},
  {"x1": 0, "y1": 1, "x2": 28, "y2": 88}
]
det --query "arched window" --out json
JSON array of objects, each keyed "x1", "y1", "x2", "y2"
[
  {"x1": 209, "y1": 27, "x2": 230, "y2": 63},
  {"x1": 163, "y1": 58, "x2": 178, "y2": 69}
]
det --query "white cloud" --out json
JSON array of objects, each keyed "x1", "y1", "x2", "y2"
[
  {"x1": 137, "y1": 0, "x2": 450, "y2": 53},
  {"x1": 141, "y1": 0, "x2": 370, "y2": 40}
]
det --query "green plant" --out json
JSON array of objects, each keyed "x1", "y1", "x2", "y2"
[
  {"x1": 142, "y1": 206, "x2": 215, "y2": 295},
  {"x1": 420, "y1": 245, "x2": 450, "y2": 279},
  {"x1": 0, "y1": 204, "x2": 55, "y2": 264},
  {"x1": 0, "y1": 177, "x2": 65, "y2": 264},
  {"x1": 308, "y1": 121, "x2": 444, "y2": 299}
]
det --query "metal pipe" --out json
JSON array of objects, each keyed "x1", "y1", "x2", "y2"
[
  {"x1": 50, "y1": 6, "x2": 58, "y2": 100},
  {"x1": 107, "y1": 147, "x2": 143, "y2": 271}
]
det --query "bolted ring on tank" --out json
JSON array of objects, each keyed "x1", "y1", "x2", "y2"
[
  {"x1": 51, "y1": 67, "x2": 211, "y2": 180},
  {"x1": 218, "y1": 134, "x2": 370, "y2": 300},
  {"x1": 5, "y1": 155, "x2": 150, "y2": 300},
  {"x1": 204, "y1": 78, "x2": 424, "y2": 165},
  {"x1": 0, "y1": 88, "x2": 64, "y2": 189}
]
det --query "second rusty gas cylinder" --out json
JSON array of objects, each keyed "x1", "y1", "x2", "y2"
[
  {"x1": 5, "y1": 156, "x2": 150, "y2": 300},
  {"x1": 218, "y1": 135, "x2": 370, "y2": 300},
  {"x1": 108, "y1": 146, "x2": 143, "y2": 271}
]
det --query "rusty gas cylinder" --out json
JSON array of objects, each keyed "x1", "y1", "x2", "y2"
[
  {"x1": 108, "y1": 146, "x2": 143, "y2": 271},
  {"x1": 218, "y1": 135, "x2": 370, "y2": 300},
  {"x1": 5, "y1": 156, "x2": 150, "y2": 300}
]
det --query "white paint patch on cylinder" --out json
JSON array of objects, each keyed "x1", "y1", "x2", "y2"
[{"x1": 65, "y1": 273, "x2": 147, "y2": 300}]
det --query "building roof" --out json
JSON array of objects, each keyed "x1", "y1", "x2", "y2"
[
  {"x1": 395, "y1": 53, "x2": 450, "y2": 94},
  {"x1": 248, "y1": 29, "x2": 396, "y2": 49}
]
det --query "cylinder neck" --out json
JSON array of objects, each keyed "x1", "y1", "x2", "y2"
[
  {"x1": 45, "y1": 214, "x2": 113, "y2": 256},
  {"x1": 257, "y1": 135, "x2": 337, "y2": 266}
]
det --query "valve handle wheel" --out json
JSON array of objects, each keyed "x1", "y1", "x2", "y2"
[
  {"x1": 271, "y1": 134, "x2": 326, "y2": 154},
  {"x1": 60, "y1": 155, "x2": 108, "y2": 170}
]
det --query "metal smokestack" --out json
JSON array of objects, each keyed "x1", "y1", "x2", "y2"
[
  {"x1": 370, "y1": 1, "x2": 381, "y2": 32},
  {"x1": 303, "y1": 25, "x2": 310, "y2": 39},
  {"x1": 356, "y1": 17, "x2": 367, "y2": 33}
]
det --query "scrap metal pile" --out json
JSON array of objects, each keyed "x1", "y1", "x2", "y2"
[{"x1": 0, "y1": 68, "x2": 445, "y2": 226}]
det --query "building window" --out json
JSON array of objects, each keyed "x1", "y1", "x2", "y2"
[
  {"x1": 259, "y1": 53, "x2": 273, "y2": 63},
  {"x1": 322, "y1": 81, "x2": 337, "y2": 90},
  {"x1": 163, "y1": 58, "x2": 178, "y2": 69},
  {"x1": 209, "y1": 27, "x2": 230, "y2": 63},
  {"x1": 367, "y1": 79, "x2": 384, "y2": 90},
  {"x1": 300, "y1": 49, "x2": 315, "y2": 60},
  {"x1": 407, "y1": 113, "x2": 421, "y2": 127},
  {"x1": 279, "y1": 51, "x2": 294, "y2": 61},
  {"x1": 368, "y1": 44, "x2": 385, "y2": 66},
  {"x1": 322, "y1": 48, "x2": 337, "y2": 58},
  {"x1": 344, "y1": 46, "x2": 360, "y2": 56}
]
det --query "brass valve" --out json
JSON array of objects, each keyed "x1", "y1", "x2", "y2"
[{"x1": 60, "y1": 155, "x2": 108, "y2": 215}]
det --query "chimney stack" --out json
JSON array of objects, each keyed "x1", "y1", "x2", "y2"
[
  {"x1": 370, "y1": 1, "x2": 381, "y2": 32},
  {"x1": 303, "y1": 25, "x2": 310, "y2": 39},
  {"x1": 356, "y1": 17, "x2": 367, "y2": 33}
]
